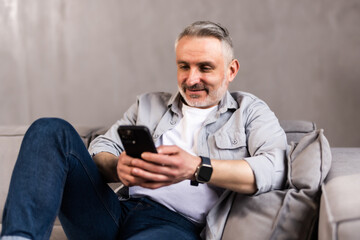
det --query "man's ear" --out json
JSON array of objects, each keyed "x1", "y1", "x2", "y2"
[{"x1": 227, "y1": 59, "x2": 240, "y2": 83}]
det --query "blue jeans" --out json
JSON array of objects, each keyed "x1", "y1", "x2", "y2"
[{"x1": 1, "y1": 118, "x2": 202, "y2": 240}]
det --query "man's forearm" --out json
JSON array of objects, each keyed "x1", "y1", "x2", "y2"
[
  {"x1": 210, "y1": 159, "x2": 257, "y2": 194},
  {"x1": 92, "y1": 152, "x2": 120, "y2": 183},
  {"x1": 135, "y1": 146, "x2": 258, "y2": 193}
]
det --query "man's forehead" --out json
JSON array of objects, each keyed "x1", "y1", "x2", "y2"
[
  {"x1": 175, "y1": 36, "x2": 223, "y2": 62},
  {"x1": 176, "y1": 36, "x2": 222, "y2": 49}
]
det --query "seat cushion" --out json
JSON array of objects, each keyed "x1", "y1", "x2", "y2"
[{"x1": 0, "y1": 126, "x2": 29, "y2": 224}]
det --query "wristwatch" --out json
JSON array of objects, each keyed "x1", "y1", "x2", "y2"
[{"x1": 191, "y1": 156, "x2": 213, "y2": 186}]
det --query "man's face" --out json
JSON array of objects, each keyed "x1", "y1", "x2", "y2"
[{"x1": 176, "y1": 36, "x2": 237, "y2": 109}]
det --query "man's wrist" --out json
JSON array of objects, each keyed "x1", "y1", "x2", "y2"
[
  {"x1": 190, "y1": 156, "x2": 213, "y2": 186},
  {"x1": 190, "y1": 156, "x2": 201, "y2": 186}
]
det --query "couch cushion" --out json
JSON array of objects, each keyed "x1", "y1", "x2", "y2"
[
  {"x1": 0, "y1": 126, "x2": 28, "y2": 224},
  {"x1": 222, "y1": 129, "x2": 332, "y2": 240},
  {"x1": 319, "y1": 174, "x2": 360, "y2": 240},
  {"x1": 279, "y1": 120, "x2": 316, "y2": 144}
]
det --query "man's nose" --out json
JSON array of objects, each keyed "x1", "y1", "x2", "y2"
[{"x1": 186, "y1": 68, "x2": 201, "y2": 85}]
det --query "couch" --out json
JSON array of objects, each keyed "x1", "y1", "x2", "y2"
[{"x1": 0, "y1": 120, "x2": 359, "y2": 239}]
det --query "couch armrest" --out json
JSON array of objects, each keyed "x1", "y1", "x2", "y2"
[
  {"x1": 319, "y1": 174, "x2": 360, "y2": 240},
  {"x1": 326, "y1": 148, "x2": 360, "y2": 183}
]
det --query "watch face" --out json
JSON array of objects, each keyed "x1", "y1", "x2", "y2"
[{"x1": 198, "y1": 165, "x2": 213, "y2": 182}]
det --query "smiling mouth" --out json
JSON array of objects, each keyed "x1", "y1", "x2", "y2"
[
  {"x1": 185, "y1": 88, "x2": 207, "y2": 97},
  {"x1": 187, "y1": 89, "x2": 204, "y2": 92},
  {"x1": 183, "y1": 83, "x2": 209, "y2": 94}
]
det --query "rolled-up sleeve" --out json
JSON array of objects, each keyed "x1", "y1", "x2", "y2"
[
  {"x1": 88, "y1": 92, "x2": 172, "y2": 158},
  {"x1": 242, "y1": 99, "x2": 288, "y2": 195},
  {"x1": 88, "y1": 101, "x2": 138, "y2": 157},
  {"x1": 88, "y1": 124, "x2": 123, "y2": 157}
]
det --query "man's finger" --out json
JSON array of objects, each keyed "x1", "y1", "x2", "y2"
[
  {"x1": 156, "y1": 145, "x2": 180, "y2": 155},
  {"x1": 139, "y1": 181, "x2": 173, "y2": 189},
  {"x1": 131, "y1": 167, "x2": 171, "y2": 182}
]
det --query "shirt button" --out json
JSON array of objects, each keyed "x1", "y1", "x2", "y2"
[
  {"x1": 170, "y1": 120, "x2": 176, "y2": 125},
  {"x1": 154, "y1": 134, "x2": 159, "y2": 139},
  {"x1": 232, "y1": 139, "x2": 238, "y2": 145}
]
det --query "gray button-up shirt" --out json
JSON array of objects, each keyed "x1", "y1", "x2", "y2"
[{"x1": 89, "y1": 91, "x2": 288, "y2": 239}]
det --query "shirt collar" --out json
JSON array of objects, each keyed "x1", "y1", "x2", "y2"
[
  {"x1": 218, "y1": 91, "x2": 239, "y2": 113},
  {"x1": 167, "y1": 92, "x2": 183, "y2": 116}
]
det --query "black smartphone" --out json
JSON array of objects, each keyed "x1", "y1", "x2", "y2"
[{"x1": 117, "y1": 125, "x2": 157, "y2": 159}]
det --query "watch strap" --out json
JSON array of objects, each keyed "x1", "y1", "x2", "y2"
[
  {"x1": 200, "y1": 156, "x2": 211, "y2": 166},
  {"x1": 190, "y1": 156, "x2": 212, "y2": 186},
  {"x1": 190, "y1": 180, "x2": 199, "y2": 186}
]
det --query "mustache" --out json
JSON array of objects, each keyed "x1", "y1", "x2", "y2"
[{"x1": 182, "y1": 83, "x2": 209, "y2": 93}]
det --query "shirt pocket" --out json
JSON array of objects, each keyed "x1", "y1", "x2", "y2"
[{"x1": 214, "y1": 129, "x2": 249, "y2": 160}]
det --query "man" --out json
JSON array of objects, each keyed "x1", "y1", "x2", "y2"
[{"x1": 1, "y1": 21, "x2": 287, "y2": 240}]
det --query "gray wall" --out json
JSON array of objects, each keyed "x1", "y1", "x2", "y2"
[{"x1": 1, "y1": 0, "x2": 360, "y2": 147}]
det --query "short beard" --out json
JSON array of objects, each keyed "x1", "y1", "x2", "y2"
[{"x1": 179, "y1": 79, "x2": 228, "y2": 108}]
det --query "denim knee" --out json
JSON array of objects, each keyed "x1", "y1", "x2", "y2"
[
  {"x1": 19, "y1": 117, "x2": 82, "y2": 164},
  {"x1": 29, "y1": 117, "x2": 73, "y2": 134},
  {"x1": 26, "y1": 118, "x2": 78, "y2": 142}
]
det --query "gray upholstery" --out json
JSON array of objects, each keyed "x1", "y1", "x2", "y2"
[
  {"x1": 222, "y1": 129, "x2": 332, "y2": 240},
  {"x1": 326, "y1": 148, "x2": 360, "y2": 182},
  {"x1": 317, "y1": 148, "x2": 360, "y2": 240},
  {"x1": 1, "y1": 120, "x2": 359, "y2": 240},
  {"x1": 319, "y1": 174, "x2": 360, "y2": 240},
  {"x1": 0, "y1": 126, "x2": 28, "y2": 223},
  {"x1": 279, "y1": 119, "x2": 317, "y2": 144}
]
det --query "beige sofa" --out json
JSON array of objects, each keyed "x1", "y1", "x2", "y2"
[{"x1": 1, "y1": 120, "x2": 359, "y2": 239}]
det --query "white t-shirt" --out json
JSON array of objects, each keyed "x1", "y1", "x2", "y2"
[{"x1": 130, "y1": 104, "x2": 220, "y2": 224}]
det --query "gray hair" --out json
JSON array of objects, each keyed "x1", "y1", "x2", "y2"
[{"x1": 175, "y1": 21, "x2": 235, "y2": 65}]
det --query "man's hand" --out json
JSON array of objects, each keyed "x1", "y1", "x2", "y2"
[
  {"x1": 99, "y1": 144, "x2": 256, "y2": 194},
  {"x1": 117, "y1": 145, "x2": 200, "y2": 189},
  {"x1": 116, "y1": 151, "x2": 154, "y2": 187}
]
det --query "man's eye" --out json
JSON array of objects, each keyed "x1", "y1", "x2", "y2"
[
  {"x1": 179, "y1": 65, "x2": 189, "y2": 70},
  {"x1": 200, "y1": 66, "x2": 212, "y2": 72}
]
